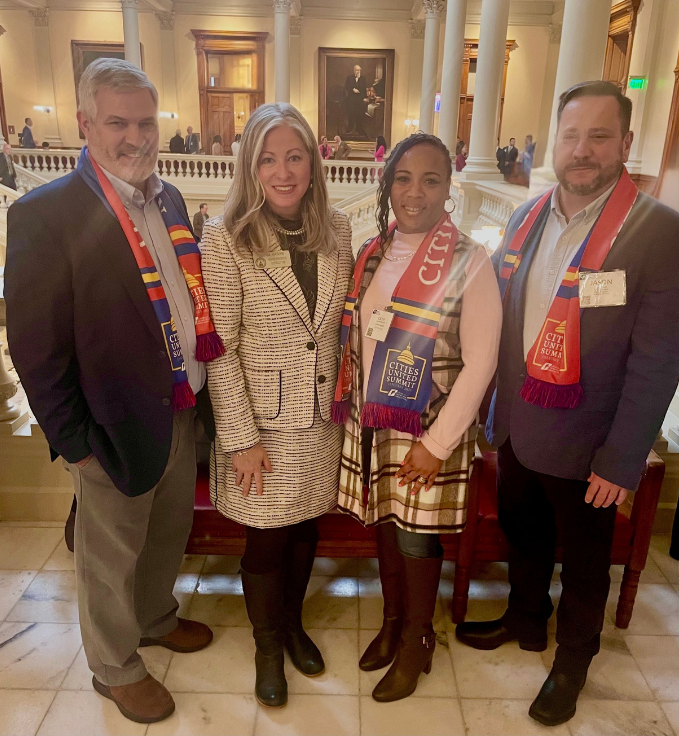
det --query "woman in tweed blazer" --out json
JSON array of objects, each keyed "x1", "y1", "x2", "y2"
[
  {"x1": 201, "y1": 104, "x2": 353, "y2": 709},
  {"x1": 336, "y1": 134, "x2": 502, "y2": 701}
]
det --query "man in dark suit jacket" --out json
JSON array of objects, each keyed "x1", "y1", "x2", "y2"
[
  {"x1": 0, "y1": 143, "x2": 17, "y2": 189},
  {"x1": 192, "y1": 202, "x2": 208, "y2": 240},
  {"x1": 501, "y1": 137, "x2": 518, "y2": 177},
  {"x1": 184, "y1": 125, "x2": 200, "y2": 154},
  {"x1": 5, "y1": 58, "x2": 214, "y2": 724},
  {"x1": 456, "y1": 81, "x2": 679, "y2": 726},
  {"x1": 344, "y1": 64, "x2": 367, "y2": 137},
  {"x1": 169, "y1": 128, "x2": 184, "y2": 153},
  {"x1": 21, "y1": 117, "x2": 36, "y2": 149}
]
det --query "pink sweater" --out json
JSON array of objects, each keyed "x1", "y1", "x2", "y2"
[
  {"x1": 374, "y1": 146, "x2": 385, "y2": 162},
  {"x1": 360, "y1": 230, "x2": 502, "y2": 460}
]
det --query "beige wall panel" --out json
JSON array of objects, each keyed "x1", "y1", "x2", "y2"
[
  {"x1": 0, "y1": 10, "x2": 40, "y2": 147},
  {"x1": 641, "y1": 0, "x2": 679, "y2": 177}
]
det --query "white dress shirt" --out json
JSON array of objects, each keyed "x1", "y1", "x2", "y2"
[
  {"x1": 102, "y1": 168, "x2": 206, "y2": 394},
  {"x1": 523, "y1": 181, "x2": 617, "y2": 358}
]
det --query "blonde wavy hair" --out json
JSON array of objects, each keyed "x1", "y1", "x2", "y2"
[{"x1": 223, "y1": 103, "x2": 338, "y2": 255}]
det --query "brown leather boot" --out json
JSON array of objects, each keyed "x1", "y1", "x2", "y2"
[
  {"x1": 139, "y1": 618, "x2": 213, "y2": 653},
  {"x1": 372, "y1": 553, "x2": 443, "y2": 702},
  {"x1": 360, "y1": 522, "x2": 404, "y2": 671},
  {"x1": 92, "y1": 674, "x2": 175, "y2": 724}
]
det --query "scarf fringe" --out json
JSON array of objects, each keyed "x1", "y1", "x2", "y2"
[
  {"x1": 172, "y1": 381, "x2": 197, "y2": 411},
  {"x1": 519, "y1": 375, "x2": 583, "y2": 409},
  {"x1": 196, "y1": 332, "x2": 225, "y2": 362},
  {"x1": 332, "y1": 400, "x2": 351, "y2": 425},
  {"x1": 361, "y1": 402, "x2": 423, "y2": 437}
]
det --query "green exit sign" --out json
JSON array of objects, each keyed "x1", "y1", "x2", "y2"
[{"x1": 629, "y1": 76, "x2": 646, "y2": 90}]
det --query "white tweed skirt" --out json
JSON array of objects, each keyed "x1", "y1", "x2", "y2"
[{"x1": 211, "y1": 407, "x2": 344, "y2": 528}]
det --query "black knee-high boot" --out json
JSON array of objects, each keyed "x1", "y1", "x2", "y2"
[
  {"x1": 283, "y1": 525, "x2": 325, "y2": 676},
  {"x1": 360, "y1": 522, "x2": 404, "y2": 671},
  {"x1": 372, "y1": 553, "x2": 443, "y2": 702},
  {"x1": 241, "y1": 566, "x2": 288, "y2": 708}
]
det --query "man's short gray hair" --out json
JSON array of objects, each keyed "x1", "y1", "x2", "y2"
[{"x1": 78, "y1": 58, "x2": 158, "y2": 121}]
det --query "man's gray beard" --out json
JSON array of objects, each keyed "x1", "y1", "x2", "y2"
[{"x1": 556, "y1": 161, "x2": 623, "y2": 197}]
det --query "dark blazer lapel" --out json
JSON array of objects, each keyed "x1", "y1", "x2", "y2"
[
  {"x1": 79, "y1": 179, "x2": 166, "y2": 348},
  {"x1": 261, "y1": 228, "x2": 313, "y2": 332},
  {"x1": 313, "y1": 248, "x2": 339, "y2": 332}
]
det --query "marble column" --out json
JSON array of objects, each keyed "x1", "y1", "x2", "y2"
[
  {"x1": 290, "y1": 16, "x2": 302, "y2": 109},
  {"x1": 419, "y1": 0, "x2": 446, "y2": 134},
  {"x1": 461, "y1": 0, "x2": 510, "y2": 179},
  {"x1": 273, "y1": 0, "x2": 292, "y2": 103},
  {"x1": 157, "y1": 12, "x2": 179, "y2": 148},
  {"x1": 438, "y1": 0, "x2": 467, "y2": 152},
  {"x1": 542, "y1": 0, "x2": 611, "y2": 171},
  {"x1": 121, "y1": 0, "x2": 142, "y2": 69},
  {"x1": 28, "y1": 10, "x2": 62, "y2": 148}
]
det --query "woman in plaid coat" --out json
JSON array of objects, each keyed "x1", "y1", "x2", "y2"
[{"x1": 334, "y1": 133, "x2": 502, "y2": 701}]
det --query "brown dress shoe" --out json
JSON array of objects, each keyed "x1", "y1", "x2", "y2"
[
  {"x1": 139, "y1": 618, "x2": 213, "y2": 653},
  {"x1": 92, "y1": 674, "x2": 175, "y2": 724}
]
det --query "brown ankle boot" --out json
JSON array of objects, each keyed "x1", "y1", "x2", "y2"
[
  {"x1": 372, "y1": 553, "x2": 443, "y2": 702},
  {"x1": 92, "y1": 674, "x2": 175, "y2": 723},
  {"x1": 139, "y1": 618, "x2": 213, "y2": 653},
  {"x1": 360, "y1": 523, "x2": 404, "y2": 671}
]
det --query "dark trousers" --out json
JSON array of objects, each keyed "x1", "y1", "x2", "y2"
[
  {"x1": 241, "y1": 520, "x2": 319, "y2": 575},
  {"x1": 498, "y1": 438, "x2": 617, "y2": 671}
]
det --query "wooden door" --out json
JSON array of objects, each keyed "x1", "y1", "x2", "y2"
[
  {"x1": 655, "y1": 51, "x2": 679, "y2": 211},
  {"x1": 207, "y1": 93, "x2": 234, "y2": 155}
]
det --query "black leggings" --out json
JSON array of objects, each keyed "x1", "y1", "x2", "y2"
[{"x1": 241, "y1": 519, "x2": 319, "y2": 575}]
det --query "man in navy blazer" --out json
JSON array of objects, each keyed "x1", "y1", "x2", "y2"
[
  {"x1": 456, "y1": 81, "x2": 679, "y2": 726},
  {"x1": 5, "y1": 59, "x2": 214, "y2": 724}
]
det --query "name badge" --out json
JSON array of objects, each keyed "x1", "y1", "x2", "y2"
[
  {"x1": 253, "y1": 251, "x2": 292, "y2": 269},
  {"x1": 579, "y1": 269, "x2": 626, "y2": 308},
  {"x1": 365, "y1": 309, "x2": 394, "y2": 342}
]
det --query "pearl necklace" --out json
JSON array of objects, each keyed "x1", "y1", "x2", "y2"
[{"x1": 274, "y1": 224, "x2": 306, "y2": 237}]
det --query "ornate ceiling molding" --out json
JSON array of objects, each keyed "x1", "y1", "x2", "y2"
[
  {"x1": 290, "y1": 15, "x2": 302, "y2": 35},
  {"x1": 272, "y1": 0, "x2": 291, "y2": 10},
  {"x1": 422, "y1": 0, "x2": 445, "y2": 20},
  {"x1": 410, "y1": 19, "x2": 425, "y2": 39},
  {"x1": 29, "y1": 7, "x2": 49, "y2": 24},
  {"x1": 156, "y1": 9, "x2": 174, "y2": 28}
]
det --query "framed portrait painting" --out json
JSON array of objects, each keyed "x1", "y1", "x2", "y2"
[{"x1": 318, "y1": 47, "x2": 394, "y2": 148}]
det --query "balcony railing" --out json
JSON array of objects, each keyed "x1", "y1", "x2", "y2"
[{"x1": 12, "y1": 150, "x2": 386, "y2": 188}]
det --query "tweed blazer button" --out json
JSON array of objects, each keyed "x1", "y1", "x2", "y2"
[
  {"x1": 318, "y1": 375, "x2": 326, "y2": 383},
  {"x1": 306, "y1": 341, "x2": 316, "y2": 350}
]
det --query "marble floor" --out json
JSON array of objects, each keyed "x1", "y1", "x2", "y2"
[{"x1": 1, "y1": 523, "x2": 679, "y2": 736}]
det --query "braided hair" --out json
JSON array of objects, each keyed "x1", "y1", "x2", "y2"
[{"x1": 376, "y1": 132, "x2": 452, "y2": 245}]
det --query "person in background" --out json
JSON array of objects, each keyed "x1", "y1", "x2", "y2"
[
  {"x1": 169, "y1": 128, "x2": 184, "y2": 154},
  {"x1": 185, "y1": 126, "x2": 200, "y2": 154},
  {"x1": 231, "y1": 133, "x2": 242, "y2": 157},
  {"x1": 211, "y1": 135, "x2": 224, "y2": 156},
  {"x1": 336, "y1": 132, "x2": 502, "y2": 702},
  {"x1": 374, "y1": 135, "x2": 387, "y2": 162},
  {"x1": 5, "y1": 58, "x2": 217, "y2": 725},
  {"x1": 345, "y1": 64, "x2": 367, "y2": 138},
  {"x1": 501, "y1": 137, "x2": 519, "y2": 177},
  {"x1": 456, "y1": 80, "x2": 679, "y2": 728},
  {"x1": 201, "y1": 102, "x2": 353, "y2": 709},
  {"x1": 0, "y1": 143, "x2": 17, "y2": 190},
  {"x1": 41, "y1": 141, "x2": 50, "y2": 150},
  {"x1": 522, "y1": 134, "x2": 537, "y2": 179},
  {"x1": 334, "y1": 135, "x2": 351, "y2": 160},
  {"x1": 318, "y1": 135, "x2": 333, "y2": 160},
  {"x1": 21, "y1": 118, "x2": 36, "y2": 149},
  {"x1": 455, "y1": 140, "x2": 468, "y2": 172},
  {"x1": 193, "y1": 202, "x2": 208, "y2": 241}
]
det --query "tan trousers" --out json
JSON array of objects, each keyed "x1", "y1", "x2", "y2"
[{"x1": 65, "y1": 408, "x2": 196, "y2": 686}]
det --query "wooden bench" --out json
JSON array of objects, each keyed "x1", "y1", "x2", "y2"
[{"x1": 188, "y1": 451, "x2": 664, "y2": 629}]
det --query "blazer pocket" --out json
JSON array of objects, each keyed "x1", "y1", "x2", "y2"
[
  {"x1": 244, "y1": 369, "x2": 282, "y2": 419},
  {"x1": 88, "y1": 400, "x2": 126, "y2": 425}
]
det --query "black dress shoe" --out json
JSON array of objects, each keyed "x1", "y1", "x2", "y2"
[
  {"x1": 455, "y1": 619, "x2": 547, "y2": 652},
  {"x1": 529, "y1": 668, "x2": 586, "y2": 727}
]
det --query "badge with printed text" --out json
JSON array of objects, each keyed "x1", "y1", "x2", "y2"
[
  {"x1": 253, "y1": 251, "x2": 292, "y2": 269},
  {"x1": 579, "y1": 269, "x2": 627, "y2": 308},
  {"x1": 365, "y1": 309, "x2": 394, "y2": 342}
]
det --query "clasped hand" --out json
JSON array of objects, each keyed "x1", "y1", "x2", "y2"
[
  {"x1": 394, "y1": 441, "x2": 443, "y2": 496},
  {"x1": 585, "y1": 472, "x2": 628, "y2": 508},
  {"x1": 232, "y1": 442, "x2": 272, "y2": 497}
]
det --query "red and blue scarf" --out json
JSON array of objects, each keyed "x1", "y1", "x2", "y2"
[
  {"x1": 77, "y1": 147, "x2": 224, "y2": 411},
  {"x1": 333, "y1": 214, "x2": 459, "y2": 436},
  {"x1": 498, "y1": 168, "x2": 638, "y2": 409}
]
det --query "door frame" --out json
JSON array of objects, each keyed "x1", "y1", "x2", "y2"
[
  {"x1": 192, "y1": 30, "x2": 268, "y2": 153},
  {"x1": 655, "y1": 47, "x2": 679, "y2": 205}
]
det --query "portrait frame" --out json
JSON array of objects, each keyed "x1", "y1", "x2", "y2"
[{"x1": 318, "y1": 47, "x2": 394, "y2": 150}]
